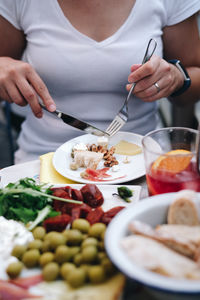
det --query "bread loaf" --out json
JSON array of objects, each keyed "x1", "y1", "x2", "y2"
[
  {"x1": 167, "y1": 190, "x2": 199, "y2": 225},
  {"x1": 129, "y1": 220, "x2": 197, "y2": 259},
  {"x1": 121, "y1": 235, "x2": 200, "y2": 279},
  {"x1": 156, "y1": 224, "x2": 200, "y2": 247}
]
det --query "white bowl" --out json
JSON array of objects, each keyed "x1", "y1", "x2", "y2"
[{"x1": 105, "y1": 192, "x2": 200, "y2": 300}]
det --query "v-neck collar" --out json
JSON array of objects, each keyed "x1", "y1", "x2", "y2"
[{"x1": 54, "y1": 0, "x2": 139, "y2": 47}]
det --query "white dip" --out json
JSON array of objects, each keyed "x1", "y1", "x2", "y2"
[{"x1": 0, "y1": 216, "x2": 33, "y2": 279}]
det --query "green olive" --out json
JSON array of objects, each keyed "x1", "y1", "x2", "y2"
[
  {"x1": 22, "y1": 249, "x2": 40, "y2": 268},
  {"x1": 67, "y1": 229, "x2": 83, "y2": 246},
  {"x1": 48, "y1": 232, "x2": 66, "y2": 250},
  {"x1": 55, "y1": 245, "x2": 71, "y2": 264},
  {"x1": 11, "y1": 244, "x2": 27, "y2": 260},
  {"x1": 41, "y1": 240, "x2": 51, "y2": 253},
  {"x1": 42, "y1": 262, "x2": 60, "y2": 281},
  {"x1": 28, "y1": 239, "x2": 43, "y2": 251},
  {"x1": 82, "y1": 234, "x2": 88, "y2": 240},
  {"x1": 79, "y1": 264, "x2": 89, "y2": 278},
  {"x1": 97, "y1": 241, "x2": 104, "y2": 251},
  {"x1": 88, "y1": 223, "x2": 106, "y2": 239},
  {"x1": 101, "y1": 230, "x2": 105, "y2": 240},
  {"x1": 72, "y1": 219, "x2": 90, "y2": 233},
  {"x1": 39, "y1": 252, "x2": 54, "y2": 267},
  {"x1": 67, "y1": 246, "x2": 80, "y2": 260},
  {"x1": 32, "y1": 226, "x2": 46, "y2": 240},
  {"x1": 82, "y1": 245, "x2": 97, "y2": 264},
  {"x1": 62, "y1": 229, "x2": 71, "y2": 241},
  {"x1": 101, "y1": 257, "x2": 116, "y2": 275},
  {"x1": 81, "y1": 237, "x2": 98, "y2": 249},
  {"x1": 88, "y1": 265, "x2": 106, "y2": 284},
  {"x1": 6, "y1": 261, "x2": 23, "y2": 278},
  {"x1": 73, "y1": 253, "x2": 83, "y2": 266},
  {"x1": 67, "y1": 268, "x2": 86, "y2": 288},
  {"x1": 60, "y1": 262, "x2": 76, "y2": 279},
  {"x1": 97, "y1": 252, "x2": 107, "y2": 263},
  {"x1": 44, "y1": 231, "x2": 59, "y2": 242}
]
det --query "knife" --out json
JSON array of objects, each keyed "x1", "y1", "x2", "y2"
[{"x1": 39, "y1": 102, "x2": 109, "y2": 137}]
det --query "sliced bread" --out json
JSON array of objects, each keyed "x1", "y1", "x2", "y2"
[{"x1": 167, "y1": 190, "x2": 199, "y2": 225}]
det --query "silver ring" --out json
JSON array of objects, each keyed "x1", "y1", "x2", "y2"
[{"x1": 154, "y1": 82, "x2": 160, "y2": 93}]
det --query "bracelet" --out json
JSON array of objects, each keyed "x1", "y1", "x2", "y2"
[{"x1": 168, "y1": 59, "x2": 191, "y2": 97}]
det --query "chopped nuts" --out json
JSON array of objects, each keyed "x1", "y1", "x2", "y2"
[{"x1": 87, "y1": 143, "x2": 118, "y2": 168}]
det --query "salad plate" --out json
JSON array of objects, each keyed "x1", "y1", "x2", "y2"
[
  {"x1": 53, "y1": 131, "x2": 145, "y2": 184},
  {"x1": 0, "y1": 183, "x2": 141, "y2": 280},
  {"x1": 0, "y1": 180, "x2": 140, "y2": 299}
]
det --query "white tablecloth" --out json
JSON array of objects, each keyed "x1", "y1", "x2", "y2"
[
  {"x1": 0, "y1": 160, "x2": 40, "y2": 187},
  {"x1": 0, "y1": 160, "x2": 148, "y2": 200}
]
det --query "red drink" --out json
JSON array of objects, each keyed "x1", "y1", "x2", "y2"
[{"x1": 146, "y1": 161, "x2": 200, "y2": 196}]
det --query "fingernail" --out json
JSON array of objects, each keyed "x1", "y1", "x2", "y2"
[
  {"x1": 36, "y1": 112, "x2": 43, "y2": 118},
  {"x1": 49, "y1": 104, "x2": 56, "y2": 111}
]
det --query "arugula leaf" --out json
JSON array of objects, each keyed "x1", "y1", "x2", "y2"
[
  {"x1": 0, "y1": 177, "x2": 81, "y2": 224},
  {"x1": 9, "y1": 207, "x2": 37, "y2": 223}
]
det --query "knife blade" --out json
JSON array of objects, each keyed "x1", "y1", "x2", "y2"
[{"x1": 39, "y1": 102, "x2": 109, "y2": 137}]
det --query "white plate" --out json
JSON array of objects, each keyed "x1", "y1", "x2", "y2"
[
  {"x1": 52, "y1": 184, "x2": 141, "y2": 212},
  {"x1": 0, "y1": 183, "x2": 141, "y2": 299},
  {"x1": 105, "y1": 192, "x2": 200, "y2": 295},
  {"x1": 53, "y1": 131, "x2": 145, "y2": 184}
]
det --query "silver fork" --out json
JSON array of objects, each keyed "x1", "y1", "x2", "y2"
[{"x1": 105, "y1": 38, "x2": 157, "y2": 136}]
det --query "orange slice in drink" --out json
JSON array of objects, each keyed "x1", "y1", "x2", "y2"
[{"x1": 152, "y1": 149, "x2": 193, "y2": 173}]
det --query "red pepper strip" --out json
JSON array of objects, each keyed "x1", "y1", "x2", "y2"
[
  {"x1": 51, "y1": 188, "x2": 69, "y2": 198},
  {"x1": 71, "y1": 189, "x2": 84, "y2": 202},
  {"x1": 86, "y1": 207, "x2": 104, "y2": 225},
  {"x1": 79, "y1": 203, "x2": 92, "y2": 217},
  {"x1": 9, "y1": 274, "x2": 43, "y2": 289},
  {"x1": 43, "y1": 214, "x2": 71, "y2": 232},
  {"x1": 101, "y1": 206, "x2": 125, "y2": 225},
  {"x1": 81, "y1": 184, "x2": 104, "y2": 208},
  {"x1": 0, "y1": 280, "x2": 41, "y2": 300},
  {"x1": 71, "y1": 207, "x2": 81, "y2": 222}
]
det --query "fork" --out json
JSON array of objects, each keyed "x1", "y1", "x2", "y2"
[{"x1": 105, "y1": 38, "x2": 157, "y2": 136}]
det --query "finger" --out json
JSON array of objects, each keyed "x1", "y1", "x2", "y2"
[
  {"x1": 129, "y1": 62, "x2": 165, "y2": 94},
  {"x1": 128, "y1": 65, "x2": 142, "y2": 83},
  {"x1": 128, "y1": 55, "x2": 160, "y2": 83},
  {"x1": 0, "y1": 85, "x2": 13, "y2": 103},
  {"x1": 26, "y1": 70, "x2": 56, "y2": 111},
  {"x1": 15, "y1": 78, "x2": 43, "y2": 117},
  {"x1": 138, "y1": 78, "x2": 175, "y2": 102},
  {"x1": 130, "y1": 64, "x2": 141, "y2": 72},
  {"x1": 136, "y1": 81, "x2": 162, "y2": 99},
  {"x1": 4, "y1": 81, "x2": 27, "y2": 106},
  {"x1": 142, "y1": 86, "x2": 170, "y2": 102}
]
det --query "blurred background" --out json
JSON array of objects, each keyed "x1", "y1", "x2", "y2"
[{"x1": 0, "y1": 13, "x2": 199, "y2": 169}]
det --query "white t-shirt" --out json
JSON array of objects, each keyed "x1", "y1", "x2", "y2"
[{"x1": 0, "y1": 0, "x2": 199, "y2": 162}]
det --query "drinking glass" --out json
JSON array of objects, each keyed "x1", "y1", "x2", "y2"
[{"x1": 142, "y1": 127, "x2": 200, "y2": 195}]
